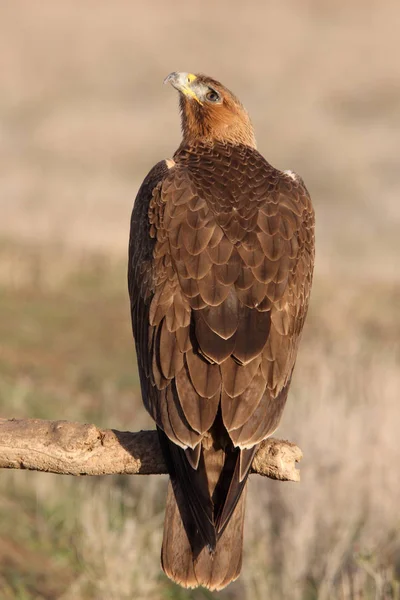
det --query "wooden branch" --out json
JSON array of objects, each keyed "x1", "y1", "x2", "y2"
[{"x1": 0, "y1": 418, "x2": 302, "y2": 482}]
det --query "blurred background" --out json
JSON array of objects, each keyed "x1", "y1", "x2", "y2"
[{"x1": 0, "y1": 1, "x2": 399, "y2": 598}]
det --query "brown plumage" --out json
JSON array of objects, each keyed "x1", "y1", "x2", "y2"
[{"x1": 128, "y1": 72, "x2": 315, "y2": 590}]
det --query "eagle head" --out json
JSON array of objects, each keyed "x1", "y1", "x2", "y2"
[{"x1": 164, "y1": 72, "x2": 256, "y2": 148}]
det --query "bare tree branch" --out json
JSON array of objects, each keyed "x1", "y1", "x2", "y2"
[{"x1": 0, "y1": 418, "x2": 302, "y2": 482}]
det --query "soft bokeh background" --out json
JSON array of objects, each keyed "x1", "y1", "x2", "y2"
[{"x1": 0, "y1": 1, "x2": 399, "y2": 599}]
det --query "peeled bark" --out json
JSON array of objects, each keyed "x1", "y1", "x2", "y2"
[{"x1": 0, "y1": 418, "x2": 302, "y2": 482}]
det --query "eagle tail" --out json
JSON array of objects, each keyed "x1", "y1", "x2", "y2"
[{"x1": 161, "y1": 480, "x2": 247, "y2": 591}]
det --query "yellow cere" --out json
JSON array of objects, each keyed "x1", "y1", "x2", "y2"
[{"x1": 183, "y1": 74, "x2": 203, "y2": 105}]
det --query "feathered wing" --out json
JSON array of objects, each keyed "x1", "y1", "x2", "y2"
[{"x1": 128, "y1": 143, "x2": 315, "y2": 590}]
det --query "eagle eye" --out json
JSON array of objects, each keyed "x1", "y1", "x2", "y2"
[{"x1": 206, "y1": 89, "x2": 220, "y2": 103}]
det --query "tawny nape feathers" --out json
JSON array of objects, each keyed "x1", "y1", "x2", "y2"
[{"x1": 128, "y1": 72, "x2": 315, "y2": 591}]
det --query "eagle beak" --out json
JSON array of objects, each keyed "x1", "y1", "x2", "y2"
[{"x1": 164, "y1": 72, "x2": 203, "y2": 105}]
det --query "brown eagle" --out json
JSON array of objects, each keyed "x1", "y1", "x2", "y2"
[{"x1": 128, "y1": 72, "x2": 315, "y2": 590}]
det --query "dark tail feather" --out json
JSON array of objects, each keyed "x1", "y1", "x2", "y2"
[
  {"x1": 158, "y1": 426, "x2": 257, "y2": 590},
  {"x1": 161, "y1": 480, "x2": 247, "y2": 591},
  {"x1": 214, "y1": 446, "x2": 256, "y2": 537},
  {"x1": 158, "y1": 428, "x2": 216, "y2": 552}
]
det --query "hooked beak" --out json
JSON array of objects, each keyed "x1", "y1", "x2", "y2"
[{"x1": 164, "y1": 72, "x2": 203, "y2": 105}]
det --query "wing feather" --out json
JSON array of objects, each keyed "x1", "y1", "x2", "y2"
[
  {"x1": 129, "y1": 144, "x2": 315, "y2": 554},
  {"x1": 195, "y1": 316, "x2": 236, "y2": 364}
]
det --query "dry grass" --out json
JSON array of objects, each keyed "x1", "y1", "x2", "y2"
[
  {"x1": 1, "y1": 249, "x2": 398, "y2": 600},
  {"x1": 244, "y1": 333, "x2": 400, "y2": 599},
  {"x1": 0, "y1": 1, "x2": 399, "y2": 599},
  {"x1": 0, "y1": 0, "x2": 399, "y2": 276}
]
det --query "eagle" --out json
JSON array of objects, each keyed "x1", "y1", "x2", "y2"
[{"x1": 128, "y1": 72, "x2": 315, "y2": 591}]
